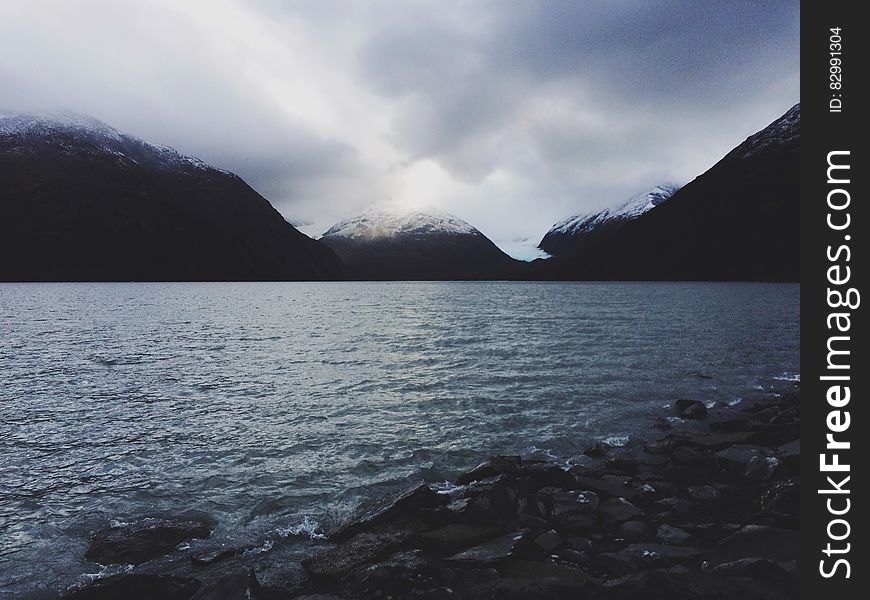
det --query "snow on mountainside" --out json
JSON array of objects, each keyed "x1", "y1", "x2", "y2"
[
  {"x1": 321, "y1": 206, "x2": 480, "y2": 240},
  {"x1": 727, "y1": 103, "x2": 799, "y2": 160},
  {"x1": 547, "y1": 184, "x2": 681, "y2": 237},
  {"x1": 0, "y1": 111, "x2": 230, "y2": 176}
]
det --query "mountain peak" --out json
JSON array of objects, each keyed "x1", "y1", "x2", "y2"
[
  {"x1": 728, "y1": 103, "x2": 800, "y2": 160},
  {"x1": 321, "y1": 205, "x2": 480, "y2": 240}
]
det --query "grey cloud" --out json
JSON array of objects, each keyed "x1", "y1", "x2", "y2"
[{"x1": 0, "y1": 0, "x2": 799, "y2": 255}]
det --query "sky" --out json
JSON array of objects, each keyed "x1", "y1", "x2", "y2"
[{"x1": 0, "y1": 1, "x2": 799, "y2": 259}]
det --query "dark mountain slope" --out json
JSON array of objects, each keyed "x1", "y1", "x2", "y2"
[
  {"x1": 0, "y1": 112, "x2": 342, "y2": 281},
  {"x1": 533, "y1": 103, "x2": 799, "y2": 281}
]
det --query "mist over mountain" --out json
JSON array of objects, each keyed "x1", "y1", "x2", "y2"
[{"x1": 0, "y1": 112, "x2": 342, "y2": 281}]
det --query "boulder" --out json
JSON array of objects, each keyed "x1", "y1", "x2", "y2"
[
  {"x1": 85, "y1": 518, "x2": 212, "y2": 566},
  {"x1": 333, "y1": 484, "x2": 446, "y2": 541},
  {"x1": 674, "y1": 399, "x2": 707, "y2": 419},
  {"x1": 709, "y1": 526, "x2": 800, "y2": 567},
  {"x1": 598, "y1": 498, "x2": 643, "y2": 522},
  {"x1": 457, "y1": 456, "x2": 522, "y2": 485},
  {"x1": 657, "y1": 524, "x2": 692, "y2": 545}
]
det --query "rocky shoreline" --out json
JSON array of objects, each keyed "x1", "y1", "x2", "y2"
[{"x1": 63, "y1": 386, "x2": 800, "y2": 599}]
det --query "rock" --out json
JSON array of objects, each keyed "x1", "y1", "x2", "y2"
[
  {"x1": 683, "y1": 431, "x2": 755, "y2": 450},
  {"x1": 461, "y1": 476, "x2": 523, "y2": 525},
  {"x1": 303, "y1": 518, "x2": 427, "y2": 579},
  {"x1": 457, "y1": 456, "x2": 522, "y2": 485},
  {"x1": 709, "y1": 526, "x2": 800, "y2": 567},
  {"x1": 497, "y1": 559, "x2": 590, "y2": 585},
  {"x1": 532, "y1": 530, "x2": 563, "y2": 553},
  {"x1": 652, "y1": 497, "x2": 694, "y2": 513},
  {"x1": 85, "y1": 518, "x2": 212, "y2": 566},
  {"x1": 191, "y1": 569, "x2": 264, "y2": 600},
  {"x1": 582, "y1": 442, "x2": 613, "y2": 457},
  {"x1": 688, "y1": 485, "x2": 720, "y2": 502},
  {"x1": 574, "y1": 476, "x2": 642, "y2": 500},
  {"x1": 64, "y1": 574, "x2": 200, "y2": 600},
  {"x1": 416, "y1": 523, "x2": 504, "y2": 555},
  {"x1": 715, "y1": 445, "x2": 780, "y2": 482},
  {"x1": 602, "y1": 567, "x2": 789, "y2": 600},
  {"x1": 710, "y1": 557, "x2": 793, "y2": 581},
  {"x1": 599, "y1": 498, "x2": 643, "y2": 522},
  {"x1": 657, "y1": 524, "x2": 692, "y2": 545},
  {"x1": 513, "y1": 462, "x2": 576, "y2": 492},
  {"x1": 757, "y1": 479, "x2": 799, "y2": 516},
  {"x1": 674, "y1": 399, "x2": 707, "y2": 419},
  {"x1": 447, "y1": 531, "x2": 526, "y2": 564},
  {"x1": 190, "y1": 546, "x2": 248, "y2": 566},
  {"x1": 670, "y1": 446, "x2": 707, "y2": 465},
  {"x1": 333, "y1": 484, "x2": 446, "y2": 541},
  {"x1": 465, "y1": 576, "x2": 588, "y2": 600},
  {"x1": 619, "y1": 520, "x2": 647, "y2": 539},
  {"x1": 776, "y1": 439, "x2": 800, "y2": 468}
]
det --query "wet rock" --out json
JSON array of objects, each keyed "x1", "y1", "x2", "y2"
[
  {"x1": 447, "y1": 530, "x2": 526, "y2": 564},
  {"x1": 191, "y1": 569, "x2": 266, "y2": 600},
  {"x1": 532, "y1": 530, "x2": 562, "y2": 553},
  {"x1": 657, "y1": 524, "x2": 692, "y2": 545},
  {"x1": 497, "y1": 558, "x2": 590, "y2": 585},
  {"x1": 602, "y1": 567, "x2": 788, "y2": 600},
  {"x1": 619, "y1": 520, "x2": 647, "y2": 539},
  {"x1": 715, "y1": 445, "x2": 780, "y2": 482},
  {"x1": 595, "y1": 543, "x2": 706, "y2": 576},
  {"x1": 460, "y1": 476, "x2": 523, "y2": 526},
  {"x1": 574, "y1": 476, "x2": 642, "y2": 501},
  {"x1": 64, "y1": 574, "x2": 200, "y2": 600},
  {"x1": 674, "y1": 399, "x2": 707, "y2": 419},
  {"x1": 670, "y1": 445, "x2": 708, "y2": 465},
  {"x1": 688, "y1": 485, "x2": 721, "y2": 502},
  {"x1": 776, "y1": 439, "x2": 800, "y2": 468},
  {"x1": 598, "y1": 498, "x2": 642, "y2": 522},
  {"x1": 652, "y1": 496, "x2": 694, "y2": 513},
  {"x1": 466, "y1": 576, "x2": 588, "y2": 600},
  {"x1": 757, "y1": 479, "x2": 799, "y2": 516},
  {"x1": 512, "y1": 462, "x2": 576, "y2": 492},
  {"x1": 303, "y1": 518, "x2": 427, "y2": 579},
  {"x1": 190, "y1": 546, "x2": 248, "y2": 566},
  {"x1": 457, "y1": 456, "x2": 522, "y2": 485},
  {"x1": 85, "y1": 518, "x2": 212, "y2": 566},
  {"x1": 333, "y1": 484, "x2": 446, "y2": 541},
  {"x1": 684, "y1": 431, "x2": 755, "y2": 450},
  {"x1": 709, "y1": 525, "x2": 800, "y2": 567},
  {"x1": 583, "y1": 442, "x2": 613, "y2": 458},
  {"x1": 710, "y1": 557, "x2": 793, "y2": 581},
  {"x1": 415, "y1": 522, "x2": 503, "y2": 555}
]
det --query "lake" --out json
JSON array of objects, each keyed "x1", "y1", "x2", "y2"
[{"x1": 0, "y1": 282, "x2": 799, "y2": 596}]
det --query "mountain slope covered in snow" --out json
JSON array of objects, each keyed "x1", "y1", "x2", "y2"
[
  {"x1": 539, "y1": 184, "x2": 680, "y2": 257},
  {"x1": 0, "y1": 111, "x2": 341, "y2": 281}
]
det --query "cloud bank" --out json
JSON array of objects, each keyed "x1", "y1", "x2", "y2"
[{"x1": 0, "y1": 0, "x2": 799, "y2": 258}]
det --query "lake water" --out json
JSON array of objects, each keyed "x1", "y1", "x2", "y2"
[{"x1": 0, "y1": 282, "x2": 799, "y2": 596}]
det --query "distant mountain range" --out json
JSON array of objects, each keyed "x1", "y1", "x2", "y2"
[
  {"x1": 1, "y1": 104, "x2": 799, "y2": 282},
  {"x1": 319, "y1": 206, "x2": 524, "y2": 280},
  {"x1": 0, "y1": 112, "x2": 340, "y2": 281}
]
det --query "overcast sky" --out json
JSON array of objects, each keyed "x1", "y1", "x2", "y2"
[{"x1": 0, "y1": 0, "x2": 799, "y2": 259}]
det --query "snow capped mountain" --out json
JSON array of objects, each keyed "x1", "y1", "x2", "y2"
[
  {"x1": 1, "y1": 111, "x2": 341, "y2": 281},
  {"x1": 548, "y1": 184, "x2": 681, "y2": 237},
  {"x1": 320, "y1": 205, "x2": 522, "y2": 280},
  {"x1": 539, "y1": 184, "x2": 680, "y2": 257},
  {"x1": 0, "y1": 110, "x2": 230, "y2": 176},
  {"x1": 321, "y1": 206, "x2": 479, "y2": 241}
]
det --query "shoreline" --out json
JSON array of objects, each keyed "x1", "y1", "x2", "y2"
[{"x1": 61, "y1": 382, "x2": 801, "y2": 599}]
